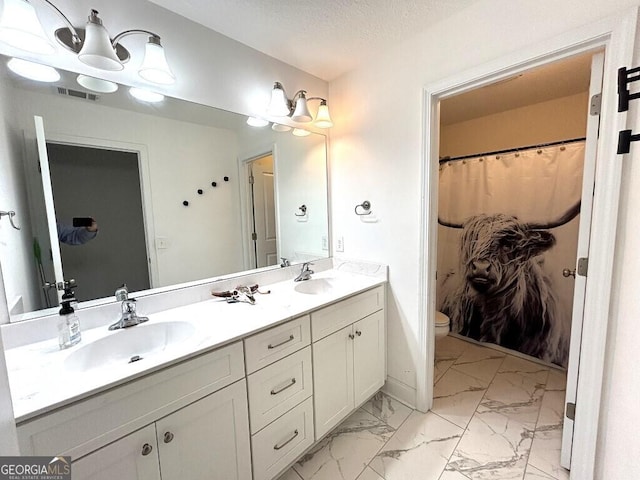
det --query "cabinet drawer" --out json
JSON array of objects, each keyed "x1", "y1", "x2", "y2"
[
  {"x1": 251, "y1": 397, "x2": 314, "y2": 480},
  {"x1": 311, "y1": 286, "x2": 384, "y2": 341},
  {"x1": 18, "y1": 342, "x2": 245, "y2": 460},
  {"x1": 247, "y1": 346, "x2": 312, "y2": 433},
  {"x1": 244, "y1": 315, "x2": 310, "y2": 374}
]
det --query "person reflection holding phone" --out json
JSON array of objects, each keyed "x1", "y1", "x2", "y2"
[{"x1": 57, "y1": 217, "x2": 99, "y2": 245}]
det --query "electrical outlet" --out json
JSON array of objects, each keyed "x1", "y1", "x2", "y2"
[
  {"x1": 322, "y1": 235, "x2": 328, "y2": 250},
  {"x1": 336, "y1": 236, "x2": 344, "y2": 252}
]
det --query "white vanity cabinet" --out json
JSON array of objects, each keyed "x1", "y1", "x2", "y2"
[
  {"x1": 244, "y1": 315, "x2": 315, "y2": 480},
  {"x1": 72, "y1": 380, "x2": 251, "y2": 480},
  {"x1": 72, "y1": 425, "x2": 161, "y2": 480},
  {"x1": 13, "y1": 280, "x2": 387, "y2": 480},
  {"x1": 17, "y1": 341, "x2": 252, "y2": 480},
  {"x1": 311, "y1": 286, "x2": 385, "y2": 439}
]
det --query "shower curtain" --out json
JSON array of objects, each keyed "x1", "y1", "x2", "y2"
[{"x1": 437, "y1": 141, "x2": 585, "y2": 367}]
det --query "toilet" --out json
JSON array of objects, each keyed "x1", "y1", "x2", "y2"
[{"x1": 435, "y1": 311, "x2": 451, "y2": 338}]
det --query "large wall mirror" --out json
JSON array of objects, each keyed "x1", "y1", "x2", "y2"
[{"x1": 0, "y1": 56, "x2": 329, "y2": 321}]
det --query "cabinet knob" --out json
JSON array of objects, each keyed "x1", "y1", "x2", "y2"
[
  {"x1": 141, "y1": 443, "x2": 153, "y2": 456},
  {"x1": 164, "y1": 431, "x2": 174, "y2": 443},
  {"x1": 348, "y1": 333, "x2": 355, "y2": 340},
  {"x1": 356, "y1": 330, "x2": 362, "y2": 336}
]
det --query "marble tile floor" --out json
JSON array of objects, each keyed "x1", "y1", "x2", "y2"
[{"x1": 277, "y1": 335, "x2": 569, "y2": 480}]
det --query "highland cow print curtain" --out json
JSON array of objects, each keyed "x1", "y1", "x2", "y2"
[{"x1": 437, "y1": 141, "x2": 585, "y2": 367}]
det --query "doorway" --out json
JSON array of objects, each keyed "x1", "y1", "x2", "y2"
[
  {"x1": 432, "y1": 52, "x2": 598, "y2": 478},
  {"x1": 418, "y1": 15, "x2": 637, "y2": 479},
  {"x1": 46, "y1": 142, "x2": 151, "y2": 301},
  {"x1": 247, "y1": 154, "x2": 278, "y2": 269}
]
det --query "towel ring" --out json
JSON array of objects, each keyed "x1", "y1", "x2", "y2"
[
  {"x1": 355, "y1": 201, "x2": 371, "y2": 216},
  {"x1": 295, "y1": 204, "x2": 307, "y2": 217},
  {"x1": 0, "y1": 211, "x2": 20, "y2": 230}
]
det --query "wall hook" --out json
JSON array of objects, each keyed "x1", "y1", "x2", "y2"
[
  {"x1": 0, "y1": 210, "x2": 20, "y2": 230},
  {"x1": 355, "y1": 201, "x2": 371, "y2": 216},
  {"x1": 295, "y1": 204, "x2": 307, "y2": 217}
]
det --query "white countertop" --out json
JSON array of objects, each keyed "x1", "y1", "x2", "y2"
[{"x1": 5, "y1": 268, "x2": 385, "y2": 423}]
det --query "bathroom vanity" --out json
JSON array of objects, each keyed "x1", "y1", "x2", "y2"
[{"x1": 3, "y1": 262, "x2": 386, "y2": 480}]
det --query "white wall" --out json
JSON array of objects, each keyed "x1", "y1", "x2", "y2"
[
  {"x1": 328, "y1": 0, "x2": 640, "y2": 477},
  {"x1": 0, "y1": 69, "x2": 41, "y2": 315},
  {"x1": 440, "y1": 92, "x2": 589, "y2": 157}
]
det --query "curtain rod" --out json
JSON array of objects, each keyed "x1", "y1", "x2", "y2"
[{"x1": 439, "y1": 137, "x2": 587, "y2": 164}]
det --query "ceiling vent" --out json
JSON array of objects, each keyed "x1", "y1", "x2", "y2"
[{"x1": 56, "y1": 87, "x2": 99, "y2": 102}]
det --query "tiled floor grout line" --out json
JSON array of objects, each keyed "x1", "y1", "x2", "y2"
[
  {"x1": 359, "y1": 400, "x2": 417, "y2": 480},
  {"x1": 436, "y1": 350, "x2": 510, "y2": 480}
]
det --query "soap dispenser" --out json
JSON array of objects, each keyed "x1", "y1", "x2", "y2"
[{"x1": 58, "y1": 285, "x2": 81, "y2": 349}]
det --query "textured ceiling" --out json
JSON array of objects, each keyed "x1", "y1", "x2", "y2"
[{"x1": 149, "y1": 0, "x2": 478, "y2": 81}]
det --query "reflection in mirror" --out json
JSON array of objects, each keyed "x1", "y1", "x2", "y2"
[{"x1": 0, "y1": 56, "x2": 329, "y2": 321}]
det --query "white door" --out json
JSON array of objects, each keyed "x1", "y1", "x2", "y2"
[
  {"x1": 156, "y1": 380, "x2": 252, "y2": 480},
  {"x1": 312, "y1": 325, "x2": 354, "y2": 439},
  {"x1": 353, "y1": 311, "x2": 385, "y2": 406},
  {"x1": 249, "y1": 155, "x2": 278, "y2": 268},
  {"x1": 560, "y1": 52, "x2": 604, "y2": 469},
  {"x1": 72, "y1": 424, "x2": 161, "y2": 480},
  {"x1": 34, "y1": 116, "x2": 64, "y2": 304}
]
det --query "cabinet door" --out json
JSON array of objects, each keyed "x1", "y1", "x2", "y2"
[
  {"x1": 312, "y1": 325, "x2": 354, "y2": 439},
  {"x1": 156, "y1": 379, "x2": 252, "y2": 480},
  {"x1": 353, "y1": 311, "x2": 385, "y2": 406},
  {"x1": 72, "y1": 424, "x2": 160, "y2": 480}
]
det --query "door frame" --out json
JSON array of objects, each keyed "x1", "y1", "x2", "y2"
[
  {"x1": 41, "y1": 131, "x2": 158, "y2": 289},
  {"x1": 417, "y1": 8, "x2": 638, "y2": 479},
  {"x1": 237, "y1": 144, "x2": 280, "y2": 271}
]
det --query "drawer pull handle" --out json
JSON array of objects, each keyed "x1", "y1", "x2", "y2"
[
  {"x1": 356, "y1": 330, "x2": 362, "y2": 336},
  {"x1": 274, "y1": 429, "x2": 299, "y2": 450},
  {"x1": 268, "y1": 334, "x2": 295, "y2": 349},
  {"x1": 349, "y1": 333, "x2": 355, "y2": 340},
  {"x1": 164, "y1": 431, "x2": 174, "y2": 443},
  {"x1": 271, "y1": 378, "x2": 297, "y2": 395},
  {"x1": 141, "y1": 443, "x2": 153, "y2": 456}
]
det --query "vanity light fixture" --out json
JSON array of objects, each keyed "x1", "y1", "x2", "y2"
[
  {"x1": 7, "y1": 57, "x2": 59, "y2": 82},
  {"x1": 129, "y1": 87, "x2": 164, "y2": 103},
  {"x1": 76, "y1": 74, "x2": 118, "y2": 93},
  {"x1": 0, "y1": 1, "x2": 176, "y2": 85},
  {"x1": 271, "y1": 123, "x2": 292, "y2": 132},
  {"x1": 292, "y1": 128, "x2": 311, "y2": 137},
  {"x1": 0, "y1": 0, "x2": 54, "y2": 54},
  {"x1": 246, "y1": 116, "x2": 269, "y2": 127},
  {"x1": 266, "y1": 81, "x2": 333, "y2": 128}
]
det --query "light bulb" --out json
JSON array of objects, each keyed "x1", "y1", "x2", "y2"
[
  {"x1": 7, "y1": 58, "x2": 59, "y2": 82},
  {"x1": 129, "y1": 87, "x2": 164, "y2": 103}
]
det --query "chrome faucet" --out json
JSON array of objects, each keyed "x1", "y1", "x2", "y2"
[
  {"x1": 109, "y1": 285, "x2": 149, "y2": 330},
  {"x1": 294, "y1": 262, "x2": 314, "y2": 282}
]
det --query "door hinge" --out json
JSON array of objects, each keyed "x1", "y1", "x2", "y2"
[
  {"x1": 249, "y1": 175, "x2": 254, "y2": 185},
  {"x1": 566, "y1": 402, "x2": 576, "y2": 421},
  {"x1": 590, "y1": 93, "x2": 602, "y2": 115},
  {"x1": 251, "y1": 232, "x2": 257, "y2": 241},
  {"x1": 577, "y1": 257, "x2": 588, "y2": 277}
]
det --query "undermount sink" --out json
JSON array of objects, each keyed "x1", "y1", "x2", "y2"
[
  {"x1": 64, "y1": 321, "x2": 197, "y2": 373},
  {"x1": 294, "y1": 278, "x2": 336, "y2": 295}
]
